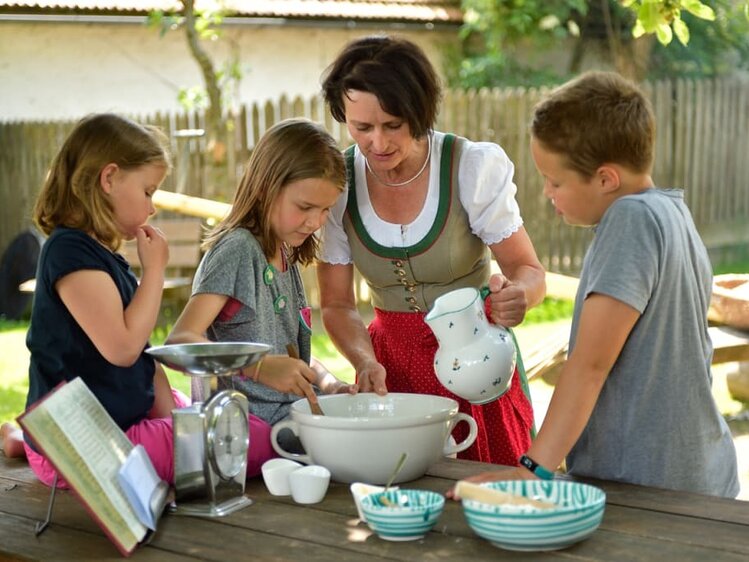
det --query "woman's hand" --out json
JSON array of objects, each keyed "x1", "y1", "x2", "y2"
[
  {"x1": 325, "y1": 380, "x2": 359, "y2": 395},
  {"x1": 487, "y1": 273, "x2": 528, "y2": 327},
  {"x1": 356, "y1": 358, "x2": 388, "y2": 395},
  {"x1": 310, "y1": 357, "x2": 359, "y2": 395}
]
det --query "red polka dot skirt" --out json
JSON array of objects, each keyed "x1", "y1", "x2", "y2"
[{"x1": 367, "y1": 308, "x2": 534, "y2": 466}]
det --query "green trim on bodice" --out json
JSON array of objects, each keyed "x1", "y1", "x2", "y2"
[{"x1": 344, "y1": 134, "x2": 456, "y2": 258}]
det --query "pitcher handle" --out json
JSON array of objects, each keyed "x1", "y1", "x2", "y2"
[
  {"x1": 443, "y1": 413, "x2": 478, "y2": 456},
  {"x1": 270, "y1": 420, "x2": 311, "y2": 464}
]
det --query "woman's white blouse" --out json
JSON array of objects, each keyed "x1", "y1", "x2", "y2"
[{"x1": 319, "y1": 131, "x2": 523, "y2": 265}]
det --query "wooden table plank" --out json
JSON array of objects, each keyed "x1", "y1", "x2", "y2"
[
  {"x1": 710, "y1": 325, "x2": 749, "y2": 364},
  {"x1": 3, "y1": 453, "x2": 749, "y2": 561},
  {"x1": 0, "y1": 511, "x2": 196, "y2": 562}
]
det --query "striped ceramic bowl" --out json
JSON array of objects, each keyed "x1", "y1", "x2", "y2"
[
  {"x1": 461, "y1": 480, "x2": 606, "y2": 551},
  {"x1": 360, "y1": 489, "x2": 445, "y2": 541}
]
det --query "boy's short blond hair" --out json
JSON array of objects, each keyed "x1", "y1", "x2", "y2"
[{"x1": 531, "y1": 71, "x2": 655, "y2": 179}]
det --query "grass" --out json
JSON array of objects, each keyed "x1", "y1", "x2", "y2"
[
  {"x1": 0, "y1": 298, "x2": 569, "y2": 426},
  {"x1": 1, "y1": 282, "x2": 745, "y2": 428},
  {"x1": 0, "y1": 319, "x2": 365, "y2": 426}
]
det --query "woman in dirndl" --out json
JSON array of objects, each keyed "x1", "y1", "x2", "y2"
[{"x1": 316, "y1": 35, "x2": 547, "y2": 465}]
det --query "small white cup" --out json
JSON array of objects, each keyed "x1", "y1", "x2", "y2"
[
  {"x1": 261, "y1": 458, "x2": 303, "y2": 496},
  {"x1": 289, "y1": 465, "x2": 331, "y2": 504}
]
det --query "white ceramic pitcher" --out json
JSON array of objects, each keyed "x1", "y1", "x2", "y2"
[{"x1": 425, "y1": 287, "x2": 516, "y2": 404}]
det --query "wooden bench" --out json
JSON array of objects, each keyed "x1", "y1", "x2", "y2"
[
  {"x1": 20, "y1": 218, "x2": 203, "y2": 292},
  {"x1": 526, "y1": 272, "x2": 749, "y2": 384},
  {"x1": 119, "y1": 217, "x2": 203, "y2": 290},
  {"x1": 120, "y1": 218, "x2": 203, "y2": 323}
]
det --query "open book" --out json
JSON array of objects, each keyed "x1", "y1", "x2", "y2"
[{"x1": 18, "y1": 377, "x2": 168, "y2": 556}]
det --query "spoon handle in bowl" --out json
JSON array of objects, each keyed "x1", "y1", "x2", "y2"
[{"x1": 455, "y1": 481, "x2": 556, "y2": 509}]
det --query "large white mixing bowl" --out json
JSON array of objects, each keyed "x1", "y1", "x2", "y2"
[{"x1": 270, "y1": 393, "x2": 478, "y2": 484}]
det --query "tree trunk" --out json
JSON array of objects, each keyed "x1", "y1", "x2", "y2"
[{"x1": 181, "y1": 0, "x2": 229, "y2": 199}]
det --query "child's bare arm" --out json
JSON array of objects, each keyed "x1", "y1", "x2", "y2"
[
  {"x1": 310, "y1": 356, "x2": 359, "y2": 395},
  {"x1": 148, "y1": 363, "x2": 177, "y2": 419},
  {"x1": 166, "y1": 293, "x2": 229, "y2": 345},
  {"x1": 56, "y1": 225, "x2": 168, "y2": 366}
]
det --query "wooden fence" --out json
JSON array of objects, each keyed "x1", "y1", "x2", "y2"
[{"x1": 2, "y1": 76, "x2": 748, "y2": 280}]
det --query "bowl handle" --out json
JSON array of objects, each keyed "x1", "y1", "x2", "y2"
[
  {"x1": 270, "y1": 420, "x2": 312, "y2": 464},
  {"x1": 443, "y1": 413, "x2": 478, "y2": 456}
]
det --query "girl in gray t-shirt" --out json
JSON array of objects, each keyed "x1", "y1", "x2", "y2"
[{"x1": 167, "y1": 119, "x2": 357, "y2": 433}]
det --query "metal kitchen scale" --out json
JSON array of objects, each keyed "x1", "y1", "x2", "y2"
[{"x1": 147, "y1": 342, "x2": 270, "y2": 517}]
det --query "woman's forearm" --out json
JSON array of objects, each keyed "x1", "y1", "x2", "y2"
[{"x1": 321, "y1": 305, "x2": 377, "y2": 372}]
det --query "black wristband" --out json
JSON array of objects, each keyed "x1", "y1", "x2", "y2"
[{"x1": 518, "y1": 454, "x2": 554, "y2": 480}]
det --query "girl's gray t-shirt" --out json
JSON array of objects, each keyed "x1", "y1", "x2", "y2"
[
  {"x1": 191, "y1": 228, "x2": 311, "y2": 425},
  {"x1": 567, "y1": 188, "x2": 739, "y2": 498}
]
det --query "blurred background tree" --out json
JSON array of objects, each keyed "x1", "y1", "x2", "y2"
[
  {"x1": 448, "y1": 0, "x2": 749, "y2": 87},
  {"x1": 148, "y1": 0, "x2": 242, "y2": 199}
]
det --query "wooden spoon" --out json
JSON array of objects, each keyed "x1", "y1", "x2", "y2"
[
  {"x1": 454, "y1": 480, "x2": 556, "y2": 510},
  {"x1": 286, "y1": 343, "x2": 324, "y2": 416}
]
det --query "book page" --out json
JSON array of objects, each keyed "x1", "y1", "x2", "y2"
[
  {"x1": 118, "y1": 444, "x2": 167, "y2": 530},
  {"x1": 19, "y1": 378, "x2": 147, "y2": 553}
]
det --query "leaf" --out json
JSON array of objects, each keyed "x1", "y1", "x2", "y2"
[
  {"x1": 637, "y1": 3, "x2": 660, "y2": 32},
  {"x1": 539, "y1": 15, "x2": 560, "y2": 31},
  {"x1": 620, "y1": 0, "x2": 637, "y2": 7},
  {"x1": 656, "y1": 22, "x2": 673, "y2": 45},
  {"x1": 672, "y1": 17, "x2": 690, "y2": 45},
  {"x1": 682, "y1": 0, "x2": 716, "y2": 21},
  {"x1": 632, "y1": 19, "x2": 646, "y2": 38},
  {"x1": 567, "y1": 19, "x2": 581, "y2": 37}
]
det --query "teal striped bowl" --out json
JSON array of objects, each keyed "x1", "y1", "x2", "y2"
[
  {"x1": 360, "y1": 489, "x2": 445, "y2": 541},
  {"x1": 461, "y1": 480, "x2": 605, "y2": 551}
]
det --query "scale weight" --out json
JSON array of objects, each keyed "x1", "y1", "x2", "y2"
[{"x1": 147, "y1": 342, "x2": 271, "y2": 517}]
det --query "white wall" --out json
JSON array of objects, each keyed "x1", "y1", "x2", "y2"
[{"x1": 0, "y1": 21, "x2": 457, "y2": 121}]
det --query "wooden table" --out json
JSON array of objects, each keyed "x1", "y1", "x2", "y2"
[{"x1": 1, "y1": 454, "x2": 747, "y2": 561}]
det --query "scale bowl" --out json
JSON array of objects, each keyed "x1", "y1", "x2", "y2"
[{"x1": 147, "y1": 342, "x2": 271, "y2": 377}]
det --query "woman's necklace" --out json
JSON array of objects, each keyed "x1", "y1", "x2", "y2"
[{"x1": 364, "y1": 135, "x2": 431, "y2": 188}]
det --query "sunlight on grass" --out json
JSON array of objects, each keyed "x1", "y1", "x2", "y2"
[{"x1": 0, "y1": 325, "x2": 31, "y2": 424}]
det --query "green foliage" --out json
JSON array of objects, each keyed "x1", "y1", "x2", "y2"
[
  {"x1": 177, "y1": 86, "x2": 209, "y2": 110},
  {"x1": 522, "y1": 298, "x2": 575, "y2": 325},
  {"x1": 175, "y1": 59, "x2": 245, "y2": 112},
  {"x1": 147, "y1": 2, "x2": 243, "y2": 113},
  {"x1": 461, "y1": 0, "x2": 588, "y2": 47},
  {"x1": 147, "y1": 5, "x2": 225, "y2": 41},
  {"x1": 451, "y1": 0, "x2": 587, "y2": 87},
  {"x1": 0, "y1": 319, "x2": 29, "y2": 333},
  {"x1": 647, "y1": 1, "x2": 749, "y2": 78},
  {"x1": 623, "y1": 0, "x2": 716, "y2": 45},
  {"x1": 445, "y1": 49, "x2": 571, "y2": 89},
  {"x1": 714, "y1": 260, "x2": 749, "y2": 276},
  {"x1": 451, "y1": 0, "x2": 749, "y2": 88}
]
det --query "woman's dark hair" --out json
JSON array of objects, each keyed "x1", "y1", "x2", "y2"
[{"x1": 321, "y1": 35, "x2": 441, "y2": 139}]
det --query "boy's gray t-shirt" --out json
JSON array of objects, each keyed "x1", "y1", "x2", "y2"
[
  {"x1": 567, "y1": 189, "x2": 738, "y2": 498},
  {"x1": 191, "y1": 228, "x2": 312, "y2": 425}
]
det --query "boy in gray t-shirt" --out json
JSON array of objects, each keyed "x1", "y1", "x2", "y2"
[{"x1": 458, "y1": 71, "x2": 738, "y2": 497}]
